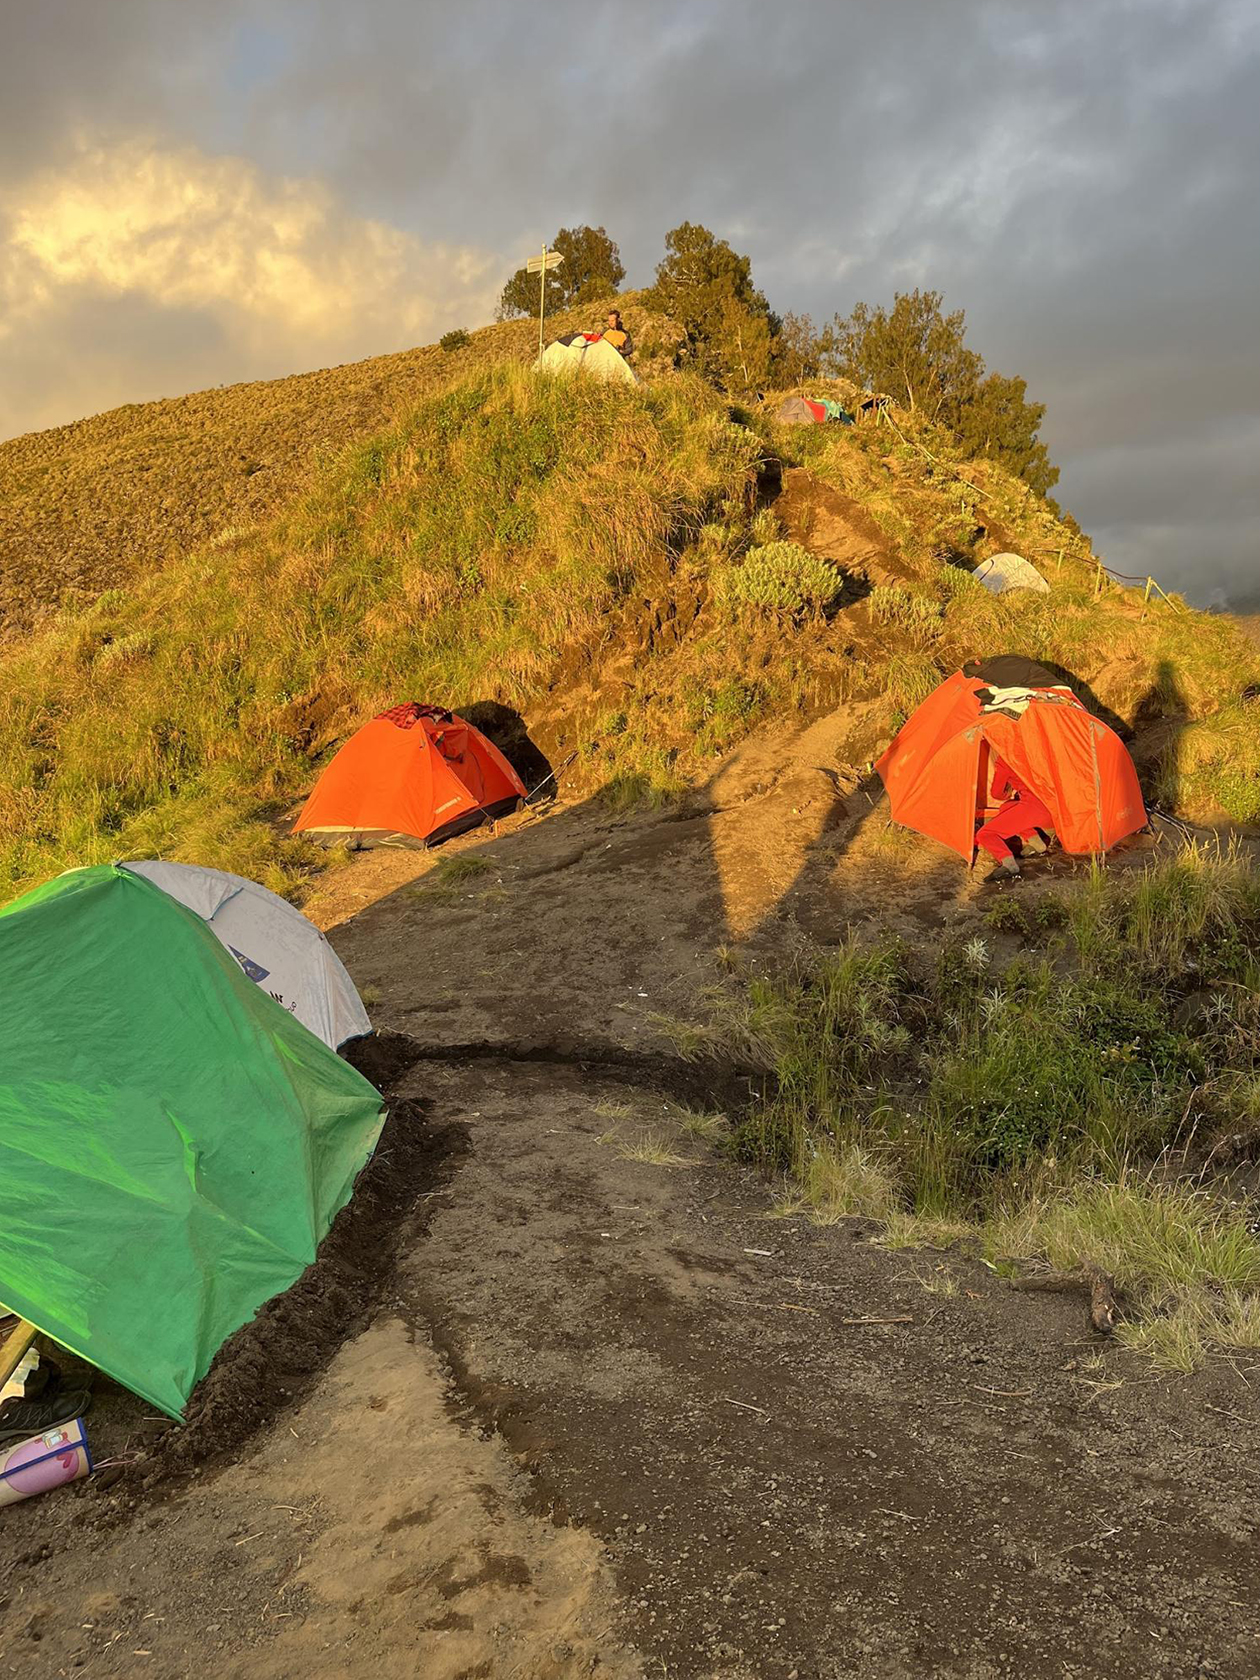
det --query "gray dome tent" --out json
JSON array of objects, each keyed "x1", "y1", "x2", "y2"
[{"x1": 973, "y1": 553, "x2": 1050, "y2": 595}]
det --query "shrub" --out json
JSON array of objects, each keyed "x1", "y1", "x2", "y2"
[
  {"x1": 715, "y1": 541, "x2": 843, "y2": 620},
  {"x1": 439, "y1": 328, "x2": 472, "y2": 352},
  {"x1": 749, "y1": 507, "x2": 781, "y2": 545},
  {"x1": 938, "y1": 563, "x2": 984, "y2": 600},
  {"x1": 868, "y1": 582, "x2": 943, "y2": 630}
]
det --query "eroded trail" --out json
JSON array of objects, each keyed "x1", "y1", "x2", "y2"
[{"x1": 3, "y1": 721, "x2": 1259, "y2": 1680}]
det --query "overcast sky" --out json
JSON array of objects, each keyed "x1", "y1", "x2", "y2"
[{"x1": 1, "y1": 0, "x2": 1255, "y2": 607}]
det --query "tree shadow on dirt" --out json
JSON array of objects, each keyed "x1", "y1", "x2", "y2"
[{"x1": 460, "y1": 700, "x2": 554, "y2": 791}]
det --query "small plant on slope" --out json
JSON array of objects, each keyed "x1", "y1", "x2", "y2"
[{"x1": 714, "y1": 541, "x2": 844, "y2": 621}]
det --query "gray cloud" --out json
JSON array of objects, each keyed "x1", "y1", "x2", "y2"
[{"x1": 2, "y1": 0, "x2": 1255, "y2": 607}]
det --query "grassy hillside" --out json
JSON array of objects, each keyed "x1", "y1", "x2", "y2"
[
  {"x1": 0, "y1": 296, "x2": 681, "y2": 641},
  {"x1": 0, "y1": 327, "x2": 1257, "y2": 906},
  {"x1": 0, "y1": 365, "x2": 755, "y2": 897}
]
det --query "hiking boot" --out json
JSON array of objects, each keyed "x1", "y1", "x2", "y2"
[
  {"x1": 0, "y1": 1387, "x2": 91, "y2": 1448},
  {"x1": 1021, "y1": 832, "x2": 1049, "y2": 857},
  {"x1": 986, "y1": 856, "x2": 1021, "y2": 882}
]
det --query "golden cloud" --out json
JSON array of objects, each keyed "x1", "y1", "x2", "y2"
[{"x1": 0, "y1": 138, "x2": 501, "y2": 435}]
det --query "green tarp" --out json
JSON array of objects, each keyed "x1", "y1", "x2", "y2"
[{"x1": 0, "y1": 865, "x2": 385, "y2": 1417}]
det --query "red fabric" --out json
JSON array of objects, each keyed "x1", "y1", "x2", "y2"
[
  {"x1": 294, "y1": 704, "x2": 527, "y2": 844},
  {"x1": 975, "y1": 792, "x2": 1054, "y2": 861},
  {"x1": 875, "y1": 673, "x2": 1147, "y2": 859},
  {"x1": 989, "y1": 757, "x2": 1037, "y2": 804},
  {"x1": 804, "y1": 399, "x2": 827, "y2": 423}
]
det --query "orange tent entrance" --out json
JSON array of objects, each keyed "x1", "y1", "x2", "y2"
[
  {"x1": 293, "y1": 703, "x2": 528, "y2": 849},
  {"x1": 875, "y1": 665, "x2": 1146, "y2": 861}
]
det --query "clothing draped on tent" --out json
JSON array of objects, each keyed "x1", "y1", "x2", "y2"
[
  {"x1": 122, "y1": 860, "x2": 370, "y2": 1049},
  {"x1": 875, "y1": 668, "x2": 1146, "y2": 860},
  {"x1": 0, "y1": 865, "x2": 384, "y2": 1417},
  {"x1": 293, "y1": 702, "x2": 527, "y2": 849}
]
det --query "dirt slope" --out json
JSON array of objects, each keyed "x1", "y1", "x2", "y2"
[{"x1": 3, "y1": 716, "x2": 1257, "y2": 1680}]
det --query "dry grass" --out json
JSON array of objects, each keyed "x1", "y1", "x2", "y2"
[
  {"x1": 989, "y1": 1177, "x2": 1260, "y2": 1371},
  {"x1": 0, "y1": 295, "x2": 680, "y2": 643},
  {"x1": 0, "y1": 360, "x2": 760, "y2": 900},
  {"x1": 408, "y1": 853, "x2": 501, "y2": 905},
  {"x1": 614, "y1": 1131, "x2": 696, "y2": 1167},
  {"x1": 3, "y1": 292, "x2": 1255, "y2": 916},
  {"x1": 771, "y1": 1140, "x2": 900, "y2": 1225},
  {"x1": 774, "y1": 400, "x2": 1260, "y2": 821},
  {"x1": 909, "y1": 1262, "x2": 961, "y2": 1297},
  {"x1": 675, "y1": 1106, "x2": 731, "y2": 1142}
]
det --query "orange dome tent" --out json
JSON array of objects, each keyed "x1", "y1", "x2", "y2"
[
  {"x1": 875, "y1": 660, "x2": 1146, "y2": 861},
  {"x1": 293, "y1": 703, "x2": 527, "y2": 849}
]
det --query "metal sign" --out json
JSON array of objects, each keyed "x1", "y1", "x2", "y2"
[{"x1": 527, "y1": 245, "x2": 566, "y2": 355}]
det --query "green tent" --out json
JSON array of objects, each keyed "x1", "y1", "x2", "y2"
[{"x1": 0, "y1": 865, "x2": 385, "y2": 1417}]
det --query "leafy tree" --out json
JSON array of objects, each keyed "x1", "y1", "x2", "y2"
[
  {"x1": 648, "y1": 222, "x2": 772, "y2": 346},
  {"x1": 825, "y1": 289, "x2": 1058, "y2": 496},
  {"x1": 826, "y1": 290, "x2": 981, "y2": 420},
  {"x1": 496, "y1": 225, "x2": 625, "y2": 320},
  {"x1": 955, "y1": 372, "x2": 1059, "y2": 499},
  {"x1": 707, "y1": 296, "x2": 775, "y2": 396},
  {"x1": 771, "y1": 311, "x2": 823, "y2": 386}
]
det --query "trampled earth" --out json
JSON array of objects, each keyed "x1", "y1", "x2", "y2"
[{"x1": 3, "y1": 715, "x2": 1257, "y2": 1679}]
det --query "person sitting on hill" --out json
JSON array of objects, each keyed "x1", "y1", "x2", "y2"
[
  {"x1": 975, "y1": 757, "x2": 1053, "y2": 880},
  {"x1": 600, "y1": 309, "x2": 633, "y2": 358}
]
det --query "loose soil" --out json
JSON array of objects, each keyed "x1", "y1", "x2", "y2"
[{"x1": 3, "y1": 711, "x2": 1258, "y2": 1679}]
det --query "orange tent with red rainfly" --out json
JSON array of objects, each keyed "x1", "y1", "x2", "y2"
[
  {"x1": 293, "y1": 703, "x2": 527, "y2": 849},
  {"x1": 875, "y1": 657, "x2": 1146, "y2": 862}
]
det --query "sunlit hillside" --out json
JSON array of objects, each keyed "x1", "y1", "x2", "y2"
[{"x1": 0, "y1": 316, "x2": 1256, "y2": 905}]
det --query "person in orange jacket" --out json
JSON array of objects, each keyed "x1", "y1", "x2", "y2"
[
  {"x1": 975, "y1": 757, "x2": 1053, "y2": 879},
  {"x1": 600, "y1": 309, "x2": 633, "y2": 358}
]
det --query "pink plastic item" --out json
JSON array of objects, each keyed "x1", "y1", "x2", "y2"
[{"x1": 0, "y1": 1417, "x2": 92, "y2": 1507}]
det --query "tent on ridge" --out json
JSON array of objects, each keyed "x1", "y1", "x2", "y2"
[
  {"x1": 293, "y1": 702, "x2": 528, "y2": 849},
  {"x1": 876, "y1": 664, "x2": 1146, "y2": 861},
  {"x1": 972, "y1": 552, "x2": 1050, "y2": 595},
  {"x1": 776, "y1": 395, "x2": 826, "y2": 425},
  {"x1": 535, "y1": 335, "x2": 637, "y2": 384},
  {"x1": 0, "y1": 864, "x2": 384, "y2": 1417},
  {"x1": 774, "y1": 395, "x2": 854, "y2": 425},
  {"x1": 122, "y1": 860, "x2": 370, "y2": 1049}
]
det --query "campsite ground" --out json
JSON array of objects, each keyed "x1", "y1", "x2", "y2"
[{"x1": 3, "y1": 713, "x2": 1259, "y2": 1679}]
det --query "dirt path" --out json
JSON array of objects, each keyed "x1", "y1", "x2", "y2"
[{"x1": 3, "y1": 721, "x2": 1257, "y2": 1679}]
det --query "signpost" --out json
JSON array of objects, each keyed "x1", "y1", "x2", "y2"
[{"x1": 526, "y1": 245, "x2": 565, "y2": 358}]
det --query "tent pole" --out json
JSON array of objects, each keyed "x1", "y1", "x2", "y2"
[
  {"x1": 0, "y1": 1316, "x2": 38, "y2": 1391},
  {"x1": 538, "y1": 244, "x2": 547, "y2": 360}
]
